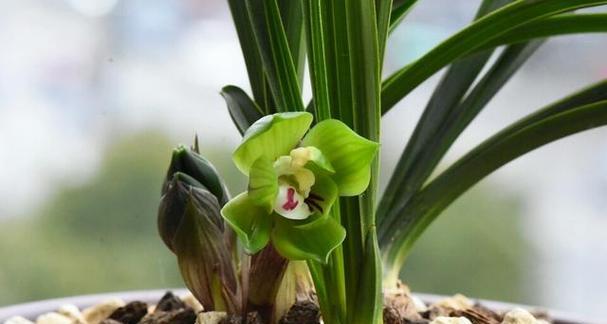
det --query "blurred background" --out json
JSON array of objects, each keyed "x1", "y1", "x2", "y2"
[{"x1": 0, "y1": 0, "x2": 606, "y2": 317}]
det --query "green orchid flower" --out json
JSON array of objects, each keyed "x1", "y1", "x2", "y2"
[{"x1": 221, "y1": 112, "x2": 379, "y2": 263}]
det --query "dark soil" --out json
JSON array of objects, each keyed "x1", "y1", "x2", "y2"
[
  {"x1": 99, "y1": 291, "x2": 560, "y2": 324},
  {"x1": 99, "y1": 292, "x2": 316, "y2": 324}
]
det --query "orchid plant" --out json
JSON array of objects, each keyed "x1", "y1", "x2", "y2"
[{"x1": 158, "y1": 0, "x2": 607, "y2": 323}]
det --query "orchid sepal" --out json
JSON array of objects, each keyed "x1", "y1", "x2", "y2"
[
  {"x1": 302, "y1": 119, "x2": 379, "y2": 196},
  {"x1": 221, "y1": 192, "x2": 272, "y2": 254},
  {"x1": 233, "y1": 112, "x2": 313, "y2": 175}
]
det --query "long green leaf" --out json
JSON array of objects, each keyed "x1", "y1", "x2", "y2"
[
  {"x1": 302, "y1": 3, "x2": 356, "y2": 323},
  {"x1": 246, "y1": 0, "x2": 304, "y2": 112},
  {"x1": 379, "y1": 41, "x2": 544, "y2": 242},
  {"x1": 344, "y1": 0, "x2": 382, "y2": 323},
  {"x1": 306, "y1": 260, "x2": 333, "y2": 323},
  {"x1": 388, "y1": 0, "x2": 419, "y2": 34},
  {"x1": 481, "y1": 13, "x2": 607, "y2": 50},
  {"x1": 381, "y1": 0, "x2": 607, "y2": 114},
  {"x1": 308, "y1": 0, "x2": 382, "y2": 322},
  {"x1": 383, "y1": 80, "x2": 607, "y2": 281},
  {"x1": 227, "y1": 0, "x2": 272, "y2": 113},
  {"x1": 303, "y1": 0, "x2": 332, "y2": 121},
  {"x1": 307, "y1": 206, "x2": 347, "y2": 324},
  {"x1": 278, "y1": 0, "x2": 306, "y2": 84},
  {"x1": 376, "y1": 0, "x2": 393, "y2": 63},
  {"x1": 354, "y1": 231, "x2": 383, "y2": 324},
  {"x1": 377, "y1": 0, "x2": 514, "y2": 241},
  {"x1": 315, "y1": 3, "x2": 358, "y2": 323}
]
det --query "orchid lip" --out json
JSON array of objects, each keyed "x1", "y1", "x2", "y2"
[{"x1": 273, "y1": 184, "x2": 312, "y2": 220}]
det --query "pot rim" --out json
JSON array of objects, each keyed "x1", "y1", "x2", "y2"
[{"x1": 0, "y1": 289, "x2": 596, "y2": 324}]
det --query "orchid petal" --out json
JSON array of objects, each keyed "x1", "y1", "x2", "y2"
[
  {"x1": 291, "y1": 146, "x2": 335, "y2": 175},
  {"x1": 221, "y1": 192, "x2": 271, "y2": 254},
  {"x1": 248, "y1": 157, "x2": 278, "y2": 213},
  {"x1": 302, "y1": 119, "x2": 379, "y2": 196},
  {"x1": 306, "y1": 174, "x2": 338, "y2": 216},
  {"x1": 233, "y1": 112, "x2": 313, "y2": 175},
  {"x1": 271, "y1": 214, "x2": 346, "y2": 263}
]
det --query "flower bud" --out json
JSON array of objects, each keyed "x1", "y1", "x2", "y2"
[
  {"x1": 158, "y1": 146, "x2": 241, "y2": 314},
  {"x1": 162, "y1": 145, "x2": 230, "y2": 205}
]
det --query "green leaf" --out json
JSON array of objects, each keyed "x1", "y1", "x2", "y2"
[
  {"x1": 307, "y1": 173, "x2": 338, "y2": 216},
  {"x1": 278, "y1": 0, "x2": 306, "y2": 85},
  {"x1": 172, "y1": 187, "x2": 241, "y2": 313},
  {"x1": 248, "y1": 157, "x2": 278, "y2": 212},
  {"x1": 381, "y1": 0, "x2": 607, "y2": 114},
  {"x1": 353, "y1": 231, "x2": 383, "y2": 323},
  {"x1": 221, "y1": 192, "x2": 272, "y2": 254},
  {"x1": 221, "y1": 85, "x2": 264, "y2": 136},
  {"x1": 233, "y1": 112, "x2": 313, "y2": 175},
  {"x1": 378, "y1": 50, "x2": 495, "y2": 225},
  {"x1": 383, "y1": 81, "x2": 607, "y2": 280},
  {"x1": 480, "y1": 13, "x2": 607, "y2": 50},
  {"x1": 272, "y1": 214, "x2": 346, "y2": 263},
  {"x1": 164, "y1": 145, "x2": 230, "y2": 206},
  {"x1": 341, "y1": 2, "x2": 383, "y2": 323},
  {"x1": 227, "y1": 0, "x2": 271, "y2": 113},
  {"x1": 302, "y1": 119, "x2": 379, "y2": 196},
  {"x1": 376, "y1": 0, "x2": 393, "y2": 66},
  {"x1": 303, "y1": 0, "x2": 333, "y2": 121},
  {"x1": 246, "y1": 0, "x2": 304, "y2": 112},
  {"x1": 379, "y1": 41, "x2": 543, "y2": 244},
  {"x1": 389, "y1": 0, "x2": 419, "y2": 33},
  {"x1": 377, "y1": 0, "x2": 518, "y2": 240}
]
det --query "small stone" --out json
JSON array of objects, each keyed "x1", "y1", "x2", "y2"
[
  {"x1": 196, "y1": 312, "x2": 227, "y2": 324},
  {"x1": 411, "y1": 295, "x2": 428, "y2": 312},
  {"x1": 501, "y1": 308, "x2": 537, "y2": 324},
  {"x1": 181, "y1": 294, "x2": 204, "y2": 313},
  {"x1": 471, "y1": 304, "x2": 503, "y2": 323},
  {"x1": 451, "y1": 308, "x2": 500, "y2": 324},
  {"x1": 279, "y1": 300, "x2": 320, "y2": 324},
  {"x1": 433, "y1": 295, "x2": 474, "y2": 311},
  {"x1": 430, "y1": 316, "x2": 473, "y2": 324},
  {"x1": 35, "y1": 313, "x2": 72, "y2": 324},
  {"x1": 82, "y1": 298, "x2": 126, "y2": 324},
  {"x1": 156, "y1": 292, "x2": 188, "y2": 313},
  {"x1": 384, "y1": 287, "x2": 422, "y2": 321},
  {"x1": 108, "y1": 301, "x2": 148, "y2": 324},
  {"x1": 3, "y1": 316, "x2": 35, "y2": 324},
  {"x1": 383, "y1": 306, "x2": 403, "y2": 324},
  {"x1": 140, "y1": 308, "x2": 196, "y2": 324},
  {"x1": 57, "y1": 304, "x2": 86, "y2": 323}
]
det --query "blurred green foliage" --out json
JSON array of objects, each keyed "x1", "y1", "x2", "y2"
[
  {"x1": 402, "y1": 185, "x2": 532, "y2": 303},
  {"x1": 0, "y1": 131, "x2": 184, "y2": 305},
  {"x1": 0, "y1": 130, "x2": 529, "y2": 306}
]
